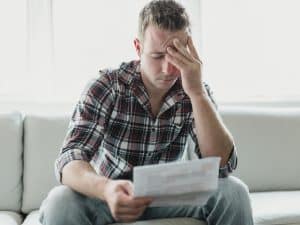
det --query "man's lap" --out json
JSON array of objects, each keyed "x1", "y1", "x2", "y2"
[{"x1": 39, "y1": 176, "x2": 251, "y2": 225}]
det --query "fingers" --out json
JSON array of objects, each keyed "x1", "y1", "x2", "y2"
[
  {"x1": 114, "y1": 197, "x2": 150, "y2": 222},
  {"x1": 119, "y1": 180, "x2": 134, "y2": 196},
  {"x1": 119, "y1": 195, "x2": 153, "y2": 208},
  {"x1": 166, "y1": 48, "x2": 186, "y2": 70},
  {"x1": 167, "y1": 46, "x2": 190, "y2": 65},
  {"x1": 167, "y1": 37, "x2": 202, "y2": 71},
  {"x1": 173, "y1": 39, "x2": 194, "y2": 62},
  {"x1": 117, "y1": 205, "x2": 146, "y2": 215},
  {"x1": 187, "y1": 36, "x2": 201, "y2": 62},
  {"x1": 130, "y1": 197, "x2": 153, "y2": 207},
  {"x1": 116, "y1": 182, "x2": 153, "y2": 208},
  {"x1": 109, "y1": 180, "x2": 152, "y2": 223}
]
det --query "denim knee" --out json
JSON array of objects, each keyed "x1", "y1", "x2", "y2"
[
  {"x1": 39, "y1": 185, "x2": 91, "y2": 225},
  {"x1": 204, "y1": 176, "x2": 254, "y2": 225},
  {"x1": 219, "y1": 176, "x2": 251, "y2": 206}
]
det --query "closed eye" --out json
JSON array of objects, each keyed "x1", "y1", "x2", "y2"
[{"x1": 151, "y1": 53, "x2": 165, "y2": 60}]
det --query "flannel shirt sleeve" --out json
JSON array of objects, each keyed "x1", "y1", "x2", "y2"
[
  {"x1": 189, "y1": 82, "x2": 238, "y2": 178},
  {"x1": 55, "y1": 73, "x2": 115, "y2": 183}
]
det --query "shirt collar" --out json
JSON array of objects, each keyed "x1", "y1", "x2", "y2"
[{"x1": 119, "y1": 60, "x2": 188, "y2": 117}]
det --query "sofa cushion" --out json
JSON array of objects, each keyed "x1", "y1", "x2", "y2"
[
  {"x1": 221, "y1": 107, "x2": 300, "y2": 192},
  {"x1": 0, "y1": 112, "x2": 23, "y2": 211},
  {"x1": 20, "y1": 210, "x2": 40, "y2": 225},
  {"x1": 22, "y1": 114, "x2": 70, "y2": 213},
  {"x1": 22, "y1": 210, "x2": 206, "y2": 225},
  {"x1": 0, "y1": 211, "x2": 23, "y2": 225},
  {"x1": 251, "y1": 191, "x2": 300, "y2": 225}
]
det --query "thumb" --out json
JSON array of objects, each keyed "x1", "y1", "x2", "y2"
[
  {"x1": 119, "y1": 180, "x2": 134, "y2": 197},
  {"x1": 187, "y1": 36, "x2": 200, "y2": 61}
]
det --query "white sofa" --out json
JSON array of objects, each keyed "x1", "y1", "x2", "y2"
[{"x1": 1, "y1": 107, "x2": 300, "y2": 225}]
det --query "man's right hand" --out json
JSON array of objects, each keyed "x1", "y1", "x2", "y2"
[{"x1": 103, "y1": 179, "x2": 153, "y2": 223}]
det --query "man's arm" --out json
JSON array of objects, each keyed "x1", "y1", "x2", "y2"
[
  {"x1": 189, "y1": 93, "x2": 234, "y2": 167},
  {"x1": 62, "y1": 159, "x2": 152, "y2": 222},
  {"x1": 55, "y1": 76, "x2": 114, "y2": 183},
  {"x1": 56, "y1": 75, "x2": 152, "y2": 222},
  {"x1": 62, "y1": 159, "x2": 109, "y2": 200},
  {"x1": 166, "y1": 37, "x2": 234, "y2": 167}
]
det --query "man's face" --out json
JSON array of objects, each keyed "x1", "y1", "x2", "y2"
[{"x1": 134, "y1": 25, "x2": 188, "y2": 94}]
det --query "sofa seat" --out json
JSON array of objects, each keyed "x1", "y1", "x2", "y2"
[
  {"x1": 251, "y1": 191, "x2": 300, "y2": 225},
  {"x1": 0, "y1": 211, "x2": 23, "y2": 225}
]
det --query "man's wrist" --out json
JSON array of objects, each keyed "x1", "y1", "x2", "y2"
[
  {"x1": 96, "y1": 176, "x2": 111, "y2": 201},
  {"x1": 188, "y1": 90, "x2": 209, "y2": 103},
  {"x1": 185, "y1": 82, "x2": 207, "y2": 99}
]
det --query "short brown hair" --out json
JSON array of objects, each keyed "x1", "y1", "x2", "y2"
[{"x1": 138, "y1": 0, "x2": 191, "y2": 41}]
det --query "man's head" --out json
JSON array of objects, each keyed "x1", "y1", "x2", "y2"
[
  {"x1": 134, "y1": 0, "x2": 192, "y2": 96},
  {"x1": 137, "y1": 0, "x2": 191, "y2": 42}
]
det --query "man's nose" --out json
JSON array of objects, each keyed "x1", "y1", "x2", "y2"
[{"x1": 163, "y1": 61, "x2": 178, "y2": 75}]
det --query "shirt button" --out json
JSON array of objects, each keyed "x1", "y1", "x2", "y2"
[{"x1": 151, "y1": 127, "x2": 155, "y2": 132}]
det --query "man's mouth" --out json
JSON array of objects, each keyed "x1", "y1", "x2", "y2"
[
  {"x1": 161, "y1": 78, "x2": 176, "y2": 83},
  {"x1": 161, "y1": 76, "x2": 178, "y2": 81}
]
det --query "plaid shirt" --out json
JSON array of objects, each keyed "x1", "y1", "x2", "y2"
[{"x1": 55, "y1": 60, "x2": 237, "y2": 182}]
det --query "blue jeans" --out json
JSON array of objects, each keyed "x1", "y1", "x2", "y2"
[{"x1": 39, "y1": 176, "x2": 254, "y2": 225}]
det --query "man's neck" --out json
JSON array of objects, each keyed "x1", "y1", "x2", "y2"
[
  {"x1": 139, "y1": 70, "x2": 169, "y2": 117},
  {"x1": 149, "y1": 97, "x2": 163, "y2": 117},
  {"x1": 147, "y1": 88, "x2": 166, "y2": 117}
]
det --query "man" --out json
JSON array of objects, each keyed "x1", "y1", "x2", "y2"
[{"x1": 39, "y1": 1, "x2": 253, "y2": 225}]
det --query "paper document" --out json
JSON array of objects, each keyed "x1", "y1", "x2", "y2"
[{"x1": 133, "y1": 157, "x2": 221, "y2": 207}]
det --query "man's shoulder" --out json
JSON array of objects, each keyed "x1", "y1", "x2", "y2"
[
  {"x1": 80, "y1": 61, "x2": 139, "y2": 101},
  {"x1": 98, "y1": 60, "x2": 140, "y2": 86}
]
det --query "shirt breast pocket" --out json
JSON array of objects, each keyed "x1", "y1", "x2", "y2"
[
  {"x1": 164, "y1": 115, "x2": 185, "y2": 142},
  {"x1": 172, "y1": 115, "x2": 184, "y2": 129}
]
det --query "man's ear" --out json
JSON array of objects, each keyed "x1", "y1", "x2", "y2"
[{"x1": 134, "y1": 38, "x2": 142, "y2": 58}]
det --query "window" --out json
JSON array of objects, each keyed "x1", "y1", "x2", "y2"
[
  {"x1": 0, "y1": 0, "x2": 26, "y2": 102},
  {"x1": 2, "y1": 0, "x2": 299, "y2": 111},
  {"x1": 52, "y1": 0, "x2": 201, "y2": 103},
  {"x1": 201, "y1": 0, "x2": 300, "y2": 104},
  {"x1": 0, "y1": 0, "x2": 201, "y2": 111}
]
